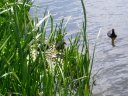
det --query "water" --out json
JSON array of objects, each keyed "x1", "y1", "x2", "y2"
[{"x1": 30, "y1": 0, "x2": 128, "y2": 96}]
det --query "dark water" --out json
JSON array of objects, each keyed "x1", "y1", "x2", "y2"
[{"x1": 30, "y1": 0, "x2": 128, "y2": 96}]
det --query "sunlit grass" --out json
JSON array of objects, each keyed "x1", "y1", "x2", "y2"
[{"x1": 0, "y1": 0, "x2": 95, "y2": 95}]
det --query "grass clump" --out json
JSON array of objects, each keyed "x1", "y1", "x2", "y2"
[{"x1": 0, "y1": 0, "x2": 94, "y2": 96}]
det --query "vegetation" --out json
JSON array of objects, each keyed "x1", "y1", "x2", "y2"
[{"x1": 0, "y1": 0, "x2": 95, "y2": 95}]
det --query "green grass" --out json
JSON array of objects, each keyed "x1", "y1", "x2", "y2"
[{"x1": 0, "y1": 0, "x2": 95, "y2": 96}]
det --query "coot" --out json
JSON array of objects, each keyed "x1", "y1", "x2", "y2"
[{"x1": 107, "y1": 29, "x2": 117, "y2": 47}]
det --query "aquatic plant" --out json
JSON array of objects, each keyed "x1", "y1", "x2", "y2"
[{"x1": 0, "y1": 0, "x2": 95, "y2": 95}]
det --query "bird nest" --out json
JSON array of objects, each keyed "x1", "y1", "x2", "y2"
[{"x1": 29, "y1": 43, "x2": 65, "y2": 71}]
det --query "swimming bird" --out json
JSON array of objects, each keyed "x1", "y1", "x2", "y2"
[{"x1": 107, "y1": 29, "x2": 117, "y2": 47}]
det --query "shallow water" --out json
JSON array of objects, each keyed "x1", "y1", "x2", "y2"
[{"x1": 30, "y1": 0, "x2": 128, "y2": 96}]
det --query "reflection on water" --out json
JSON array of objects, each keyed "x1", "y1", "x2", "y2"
[{"x1": 31, "y1": 0, "x2": 128, "y2": 95}]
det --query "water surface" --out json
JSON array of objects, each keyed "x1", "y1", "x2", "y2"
[{"x1": 30, "y1": 0, "x2": 128, "y2": 96}]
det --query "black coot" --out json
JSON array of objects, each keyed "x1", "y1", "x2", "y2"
[{"x1": 107, "y1": 29, "x2": 117, "y2": 47}]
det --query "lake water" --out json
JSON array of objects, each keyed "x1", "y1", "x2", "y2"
[{"x1": 30, "y1": 0, "x2": 128, "y2": 96}]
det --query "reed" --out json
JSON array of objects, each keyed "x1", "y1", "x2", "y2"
[{"x1": 0, "y1": 0, "x2": 94, "y2": 95}]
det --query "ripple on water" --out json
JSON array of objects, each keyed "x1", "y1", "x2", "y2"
[{"x1": 31, "y1": 0, "x2": 128, "y2": 95}]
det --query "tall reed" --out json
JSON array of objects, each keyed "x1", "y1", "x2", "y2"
[{"x1": 0, "y1": 0, "x2": 94, "y2": 95}]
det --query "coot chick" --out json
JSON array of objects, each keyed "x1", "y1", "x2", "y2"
[
  {"x1": 55, "y1": 40, "x2": 66, "y2": 51},
  {"x1": 107, "y1": 29, "x2": 117, "y2": 47}
]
